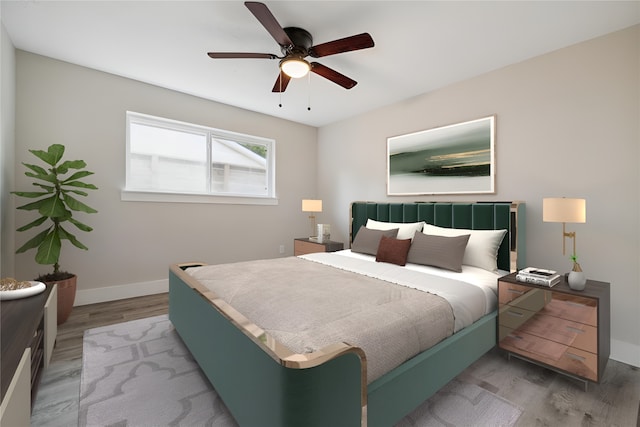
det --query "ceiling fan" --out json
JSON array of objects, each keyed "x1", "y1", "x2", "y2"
[{"x1": 207, "y1": 1, "x2": 375, "y2": 93}]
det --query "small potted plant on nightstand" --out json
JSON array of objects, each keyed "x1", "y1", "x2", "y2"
[
  {"x1": 12, "y1": 144, "x2": 98, "y2": 324},
  {"x1": 568, "y1": 254, "x2": 586, "y2": 291}
]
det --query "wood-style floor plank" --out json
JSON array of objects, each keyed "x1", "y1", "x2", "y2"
[
  {"x1": 50, "y1": 293, "x2": 169, "y2": 363},
  {"x1": 32, "y1": 293, "x2": 640, "y2": 427}
]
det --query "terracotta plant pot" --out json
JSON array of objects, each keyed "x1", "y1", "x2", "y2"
[{"x1": 45, "y1": 275, "x2": 77, "y2": 324}]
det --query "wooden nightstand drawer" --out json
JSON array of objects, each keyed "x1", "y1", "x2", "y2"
[
  {"x1": 498, "y1": 282, "x2": 532, "y2": 304},
  {"x1": 499, "y1": 285, "x2": 550, "y2": 312},
  {"x1": 513, "y1": 313, "x2": 597, "y2": 353},
  {"x1": 539, "y1": 295, "x2": 597, "y2": 327},
  {"x1": 295, "y1": 240, "x2": 325, "y2": 255},
  {"x1": 498, "y1": 305, "x2": 536, "y2": 332},
  {"x1": 500, "y1": 329, "x2": 598, "y2": 382},
  {"x1": 294, "y1": 238, "x2": 344, "y2": 256},
  {"x1": 556, "y1": 347, "x2": 599, "y2": 382}
]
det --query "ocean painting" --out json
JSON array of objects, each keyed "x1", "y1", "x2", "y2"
[{"x1": 387, "y1": 116, "x2": 495, "y2": 195}]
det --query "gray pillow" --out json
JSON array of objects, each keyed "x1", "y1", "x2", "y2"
[
  {"x1": 407, "y1": 233, "x2": 470, "y2": 272},
  {"x1": 351, "y1": 226, "x2": 399, "y2": 255}
]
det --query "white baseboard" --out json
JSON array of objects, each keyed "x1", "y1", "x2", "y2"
[
  {"x1": 74, "y1": 279, "x2": 168, "y2": 306},
  {"x1": 611, "y1": 338, "x2": 640, "y2": 368}
]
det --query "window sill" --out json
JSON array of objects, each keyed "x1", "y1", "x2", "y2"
[{"x1": 121, "y1": 190, "x2": 278, "y2": 205}]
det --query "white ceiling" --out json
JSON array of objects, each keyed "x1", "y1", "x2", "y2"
[{"x1": 2, "y1": 1, "x2": 639, "y2": 127}]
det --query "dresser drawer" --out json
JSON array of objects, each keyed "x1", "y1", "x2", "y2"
[
  {"x1": 499, "y1": 281, "x2": 597, "y2": 326},
  {"x1": 294, "y1": 240, "x2": 325, "y2": 255},
  {"x1": 500, "y1": 329, "x2": 598, "y2": 382},
  {"x1": 294, "y1": 238, "x2": 344, "y2": 256},
  {"x1": 498, "y1": 305, "x2": 536, "y2": 339},
  {"x1": 539, "y1": 295, "x2": 597, "y2": 327},
  {"x1": 499, "y1": 308, "x2": 597, "y2": 353},
  {"x1": 556, "y1": 347, "x2": 599, "y2": 382},
  {"x1": 513, "y1": 313, "x2": 597, "y2": 354},
  {"x1": 498, "y1": 283, "x2": 550, "y2": 312}
]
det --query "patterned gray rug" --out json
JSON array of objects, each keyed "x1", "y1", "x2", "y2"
[{"x1": 79, "y1": 315, "x2": 522, "y2": 426}]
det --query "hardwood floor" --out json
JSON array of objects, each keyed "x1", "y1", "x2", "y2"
[
  {"x1": 32, "y1": 293, "x2": 640, "y2": 426},
  {"x1": 50, "y1": 293, "x2": 169, "y2": 363}
]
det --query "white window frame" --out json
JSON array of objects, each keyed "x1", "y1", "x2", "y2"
[{"x1": 122, "y1": 111, "x2": 277, "y2": 205}]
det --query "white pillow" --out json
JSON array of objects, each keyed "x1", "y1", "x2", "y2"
[
  {"x1": 366, "y1": 219, "x2": 425, "y2": 240},
  {"x1": 421, "y1": 223, "x2": 507, "y2": 272}
]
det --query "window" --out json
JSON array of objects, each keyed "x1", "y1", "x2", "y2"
[{"x1": 124, "y1": 112, "x2": 276, "y2": 204}]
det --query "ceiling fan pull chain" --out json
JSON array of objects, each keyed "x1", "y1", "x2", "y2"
[
  {"x1": 279, "y1": 76, "x2": 283, "y2": 107},
  {"x1": 307, "y1": 72, "x2": 311, "y2": 111}
]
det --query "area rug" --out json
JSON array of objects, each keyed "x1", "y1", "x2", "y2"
[{"x1": 79, "y1": 315, "x2": 522, "y2": 426}]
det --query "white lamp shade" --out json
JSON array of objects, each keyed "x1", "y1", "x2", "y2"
[
  {"x1": 281, "y1": 58, "x2": 310, "y2": 78},
  {"x1": 302, "y1": 199, "x2": 322, "y2": 213},
  {"x1": 543, "y1": 198, "x2": 586, "y2": 223}
]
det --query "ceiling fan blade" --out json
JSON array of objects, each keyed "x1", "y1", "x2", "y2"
[
  {"x1": 310, "y1": 62, "x2": 357, "y2": 89},
  {"x1": 309, "y1": 33, "x2": 374, "y2": 58},
  {"x1": 245, "y1": 2, "x2": 293, "y2": 47},
  {"x1": 271, "y1": 71, "x2": 291, "y2": 93},
  {"x1": 208, "y1": 52, "x2": 277, "y2": 59}
]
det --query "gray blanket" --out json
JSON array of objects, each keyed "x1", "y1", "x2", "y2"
[{"x1": 187, "y1": 256, "x2": 454, "y2": 383}]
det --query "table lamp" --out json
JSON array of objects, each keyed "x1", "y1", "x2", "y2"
[
  {"x1": 543, "y1": 197, "x2": 587, "y2": 289},
  {"x1": 302, "y1": 199, "x2": 322, "y2": 239}
]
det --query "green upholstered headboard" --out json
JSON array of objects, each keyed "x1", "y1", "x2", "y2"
[{"x1": 350, "y1": 201, "x2": 525, "y2": 272}]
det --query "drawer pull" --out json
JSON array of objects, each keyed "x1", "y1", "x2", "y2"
[
  {"x1": 566, "y1": 301, "x2": 588, "y2": 308},
  {"x1": 508, "y1": 334, "x2": 523, "y2": 340},
  {"x1": 508, "y1": 288, "x2": 524, "y2": 295},
  {"x1": 565, "y1": 326, "x2": 584, "y2": 334},
  {"x1": 507, "y1": 310, "x2": 524, "y2": 317},
  {"x1": 566, "y1": 352, "x2": 586, "y2": 362}
]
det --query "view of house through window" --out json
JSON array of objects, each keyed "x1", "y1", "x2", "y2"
[{"x1": 125, "y1": 112, "x2": 275, "y2": 201}]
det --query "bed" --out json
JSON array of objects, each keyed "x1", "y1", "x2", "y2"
[{"x1": 169, "y1": 201, "x2": 525, "y2": 427}]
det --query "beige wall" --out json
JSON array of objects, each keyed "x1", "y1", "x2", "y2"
[
  {"x1": 318, "y1": 25, "x2": 640, "y2": 366},
  {"x1": 14, "y1": 51, "x2": 318, "y2": 302},
  {"x1": 1, "y1": 19, "x2": 16, "y2": 278}
]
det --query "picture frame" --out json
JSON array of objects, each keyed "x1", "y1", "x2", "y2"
[{"x1": 387, "y1": 115, "x2": 496, "y2": 195}]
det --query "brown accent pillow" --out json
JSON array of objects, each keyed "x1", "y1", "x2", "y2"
[
  {"x1": 351, "y1": 226, "x2": 399, "y2": 256},
  {"x1": 375, "y1": 235, "x2": 412, "y2": 266},
  {"x1": 407, "y1": 233, "x2": 470, "y2": 272}
]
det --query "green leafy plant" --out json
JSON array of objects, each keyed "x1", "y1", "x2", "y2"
[
  {"x1": 12, "y1": 144, "x2": 98, "y2": 280},
  {"x1": 570, "y1": 253, "x2": 582, "y2": 272}
]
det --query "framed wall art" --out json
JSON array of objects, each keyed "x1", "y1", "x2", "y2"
[{"x1": 387, "y1": 115, "x2": 496, "y2": 195}]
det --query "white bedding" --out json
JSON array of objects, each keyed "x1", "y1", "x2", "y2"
[
  {"x1": 300, "y1": 249, "x2": 503, "y2": 332},
  {"x1": 186, "y1": 256, "x2": 457, "y2": 382}
]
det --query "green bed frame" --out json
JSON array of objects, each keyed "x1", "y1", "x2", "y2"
[{"x1": 169, "y1": 201, "x2": 525, "y2": 427}]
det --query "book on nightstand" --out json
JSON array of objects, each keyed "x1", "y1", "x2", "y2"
[{"x1": 515, "y1": 267, "x2": 561, "y2": 287}]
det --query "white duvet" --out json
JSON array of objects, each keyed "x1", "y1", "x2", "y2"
[{"x1": 300, "y1": 249, "x2": 503, "y2": 332}]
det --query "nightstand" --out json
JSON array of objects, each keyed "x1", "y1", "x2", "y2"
[
  {"x1": 294, "y1": 238, "x2": 344, "y2": 256},
  {"x1": 498, "y1": 272, "x2": 610, "y2": 387}
]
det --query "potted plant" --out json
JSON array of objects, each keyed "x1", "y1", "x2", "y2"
[
  {"x1": 568, "y1": 254, "x2": 586, "y2": 291},
  {"x1": 12, "y1": 144, "x2": 98, "y2": 324}
]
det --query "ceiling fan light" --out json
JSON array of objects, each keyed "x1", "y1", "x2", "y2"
[{"x1": 281, "y1": 58, "x2": 310, "y2": 78}]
